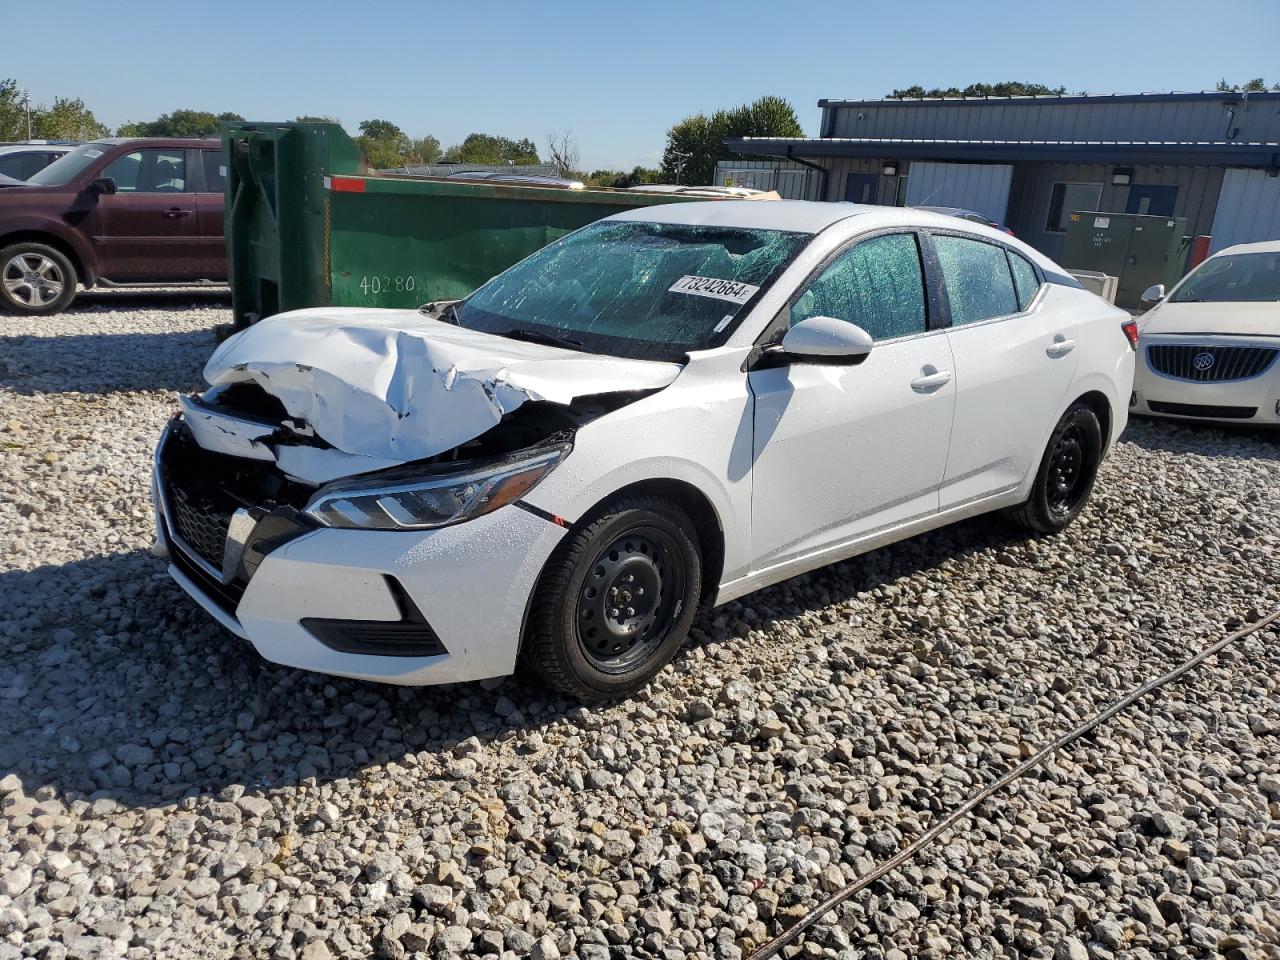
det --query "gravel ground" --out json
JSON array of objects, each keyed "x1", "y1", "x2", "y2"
[{"x1": 1, "y1": 296, "x2": 1278, "y2": 960}]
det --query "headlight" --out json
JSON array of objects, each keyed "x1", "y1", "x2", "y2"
[{"x1": 304, "y1": 445, "x2": 569, "y2": 531}]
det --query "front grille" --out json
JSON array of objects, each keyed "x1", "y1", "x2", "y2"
[
  {"x1": 170, "y1": 539, "x2": 245, "y2": 616},
  {"x1": 1146, "y1": 344, "x2": 1277, "y2": 382},
  {"x1": 167, "y1": 481, "x2": 233, "y2": 571},
  {"x1": 1147, "y1": 400, "x2": 1258, "y2": 420}
]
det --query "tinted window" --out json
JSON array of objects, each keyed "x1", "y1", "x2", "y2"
[
  {"x1": 1007, "y1": 250, "x2": 1041, "y2": 311},
  {"x1": 1171, "y1": 251, "x2": 1280, "y2": 303},
  {"x1": 456, "y1": 221, "x2": 808, "y2": 362},
  {"x1": 934, "y1": 235, "x2": 1018, "y2": 325},
  {"x1": 0, "y1": 154, "x2": 30, "y2": 178},
  {"x1": 791, "y1": 233, "x2": 926, "y2": 340},
  {"x1": 101, "y1": 150, "x2": 187, "y2": 193},
  {"x1": 201, "y1": 150, "x2": 226, "y2": 193}
]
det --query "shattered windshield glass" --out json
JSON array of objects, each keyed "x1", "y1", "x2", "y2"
[{"x1": 455, "y1": 220, "x2": 810, "y2": 361}]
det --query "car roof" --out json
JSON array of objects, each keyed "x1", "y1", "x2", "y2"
[
  {"x1": 1214, "y1": 239, "x2": 1280, "y2": 257},
  {"x1": 88, "y1": 137, "x2": 220, "y2": 148},
  {"x1": 0, "y1": 143, "x2": 75, "y2": 155},
  {"x1": 606, "y1": 199, "x2": 871, "y2": 233}
]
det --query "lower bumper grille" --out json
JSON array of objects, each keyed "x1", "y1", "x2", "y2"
[{"x1": 1147, "y1": 400, "x2": 1258, "y2": 420}]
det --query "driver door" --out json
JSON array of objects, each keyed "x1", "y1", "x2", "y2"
[
  {"x1": 85, "y1": 148, "x2": 200, "y2": 280},
  {"x1": 747, "y1": 231, "x2": 955, "y2": 570}
]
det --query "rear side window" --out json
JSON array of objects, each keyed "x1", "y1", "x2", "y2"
[
  {"x1": 791, "y1": 232, "x2": 927, "y2": 340},
  {"x1": 200, "y1": 150, "x2": 226, "y2": 193},
  {"x1": 934, "y1": 234, "x2": 1018, "y2": 326},
  {"x1": 1007, "y1": 250, "x2": 1041, "y2": 311}
]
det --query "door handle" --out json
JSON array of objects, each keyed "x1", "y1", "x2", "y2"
[
  {"x1": 910, "y1": 366, "x2": 953, "y2": 392},
  {"x1": 1046, "y1": 334, "x2": 1076, "y2": 357},
  {"x1": 162, "y1": 207, "x2": 194, "y2": 218}
]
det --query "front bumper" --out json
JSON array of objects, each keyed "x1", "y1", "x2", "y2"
[
  {"x1": 1131, "y1": 337, "x2": 1280, "y2": 427},
  {"x1": 154, "y1": 430, "x2": 568, "y2": 685}
]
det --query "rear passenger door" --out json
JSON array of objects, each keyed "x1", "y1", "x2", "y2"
[
  {"x1": 192, "y1": 148, "x2": 228, "y2": 280},
  {"x1": 931, "y1": 232, "x2": 1080, "y2": 509},
  {"x1": 87, "y1": 148, "x2": 201, "y2": 280}
]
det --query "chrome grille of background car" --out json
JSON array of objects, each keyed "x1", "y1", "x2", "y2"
[{"x1": 1146, "y1": 344, "x2": 1278, "y2": 382}]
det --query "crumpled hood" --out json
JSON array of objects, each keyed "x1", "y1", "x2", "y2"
[
  {"x1": 200, "y1": 307, "x2": 682, "y2": 476},
  {"x1": 1141, "y1": 301, "x2": 1280, "y2": 339}
]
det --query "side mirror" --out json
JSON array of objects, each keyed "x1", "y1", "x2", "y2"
[
  {"x1": 1140, "y1": 283, "x2": 1165, "y2": 305},
  {"x1": 774, "y1": 315, "x2": 873, "y2": 365},
  {"x1": 88, "y1": 177, "x2": 117, "y2": 196}
]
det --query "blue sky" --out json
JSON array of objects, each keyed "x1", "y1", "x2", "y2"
[{"x1": 6, "y1": 0, "x2": 1279, "y2": 170}]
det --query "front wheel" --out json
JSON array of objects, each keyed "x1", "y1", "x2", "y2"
[
  {"x1": 521, "y1": 495, "x2": 702, "y2": 702},
  {"x1": 0, "y1": 242, "x2": 78, "y2": 315},
  {"x1": 1009, "y1": 403, "x2": 1103, "y2": 534}
]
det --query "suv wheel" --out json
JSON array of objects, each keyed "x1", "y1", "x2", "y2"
[
  {"x1": 521, "y1": 494, "x2": 702, "y2": 702},
  {"x1": 0, "y1": 242, "x2": 78, "y2": 315}
]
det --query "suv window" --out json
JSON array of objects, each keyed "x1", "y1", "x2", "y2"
[
  {"x1": 934, "y1": 234, "x2": 1018, "y2": 326},
  {"x1": 791, "y1": 232, "x2": 927, "y2": 340},
  {"x1": 1007, "y1": 250, "x2": 1041, "y2": 311},
  {"x1": 100, "y1": 149, "x2": 187, "y2": 193},
  {"x1": 200, "y1": 150, "x2": 226, "y2": 193}
]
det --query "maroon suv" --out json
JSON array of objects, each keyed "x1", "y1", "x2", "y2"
[{"x1": 0, "y1": 138, "x2": 226, "y2": 315}]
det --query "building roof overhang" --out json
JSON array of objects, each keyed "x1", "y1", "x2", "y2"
[{"x1": 725, "y1": 136, "x2": 1280, "y2": 169}]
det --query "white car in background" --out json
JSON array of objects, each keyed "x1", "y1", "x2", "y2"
[
  {"x1": 1131, "y1": 240, "x2": 1280, "y2": 427},
  {"x1": 154, "y1": 202, "x2": 1136, "y2": 701},
  {"x1": 0, "y1": 142, "x2": 76, "y2": 185}
]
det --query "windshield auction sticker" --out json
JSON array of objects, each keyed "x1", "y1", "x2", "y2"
[{"x1": 668, "y1": 275, "x2": 760, "y2": 305}]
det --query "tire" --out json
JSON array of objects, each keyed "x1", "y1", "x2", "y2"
[
  {"x1": 521, "y1": 494, "x2": 702, "y2": 702},
  {"x1": 1009, "y1": 403, "x2": 1103, "y2": 534},
  {"x1": 0, "y1": 242, "x2": 77, "y2": 315}
]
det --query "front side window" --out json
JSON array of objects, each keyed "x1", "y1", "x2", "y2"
[
  {"x1": 1171, "y1": 251, "x2": 1280, "y2": 304},
  {"x1": 790, "y1": 232, "x2": 927, "y2": 340},
  {"x1": 1007, "y1": 250, "x2": 1041, "y2": 311},
  {"x1": 455, "y1": 221, "x2": 808, "y2": 361},
  {"x1": 934, "y1": 234, "x2": 1018, "y2": 325},
  {"x1": 100, "y1": 150, "x2": 187, "y2": 193},
  {"x1": 1046, "y1": 182, "x2": 1103, "y2": 233}
]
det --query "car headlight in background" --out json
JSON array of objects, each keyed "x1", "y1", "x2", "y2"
[{"x1": 305, "y1": 444, "x2": 569, "y2": 531}]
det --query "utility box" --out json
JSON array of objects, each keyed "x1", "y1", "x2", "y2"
[{"x1": 1061, "y1": 212, "x2": 1189, "y2": 308}]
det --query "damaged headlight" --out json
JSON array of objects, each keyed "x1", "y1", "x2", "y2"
[{"x1": 305, "y1": 445, "x2": 569, "y2": 531}]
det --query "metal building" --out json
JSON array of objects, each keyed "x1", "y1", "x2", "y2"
[{"x1": 722, "y1": 92, "x2": 1280, "y2": 260}]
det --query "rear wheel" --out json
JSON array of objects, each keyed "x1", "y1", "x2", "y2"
[
  {"x1": 1010, "y1": 403, "x2": 1103, "y2": 534},
  {"x1": 0, "y1": 242, "x2": 77, "y2": 315},
  {"x1": 521, "y1": 495, "x2": 702, "y2": 702}
]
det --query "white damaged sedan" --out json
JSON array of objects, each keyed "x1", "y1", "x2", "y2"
[{"x1": 154, "y1": 201, "x2": 1135, "y2": 700}]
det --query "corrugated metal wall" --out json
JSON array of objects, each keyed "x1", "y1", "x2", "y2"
[
  {"x1": 1209, "y1": 170, "x2": 1280, "y2": 251},
  {"x1": 1004, "y1": 163, "x2": 1223, "y2": 260},
  {"x1": 712, "y1": 159, "x2": 820, "y2": 199},
  {"x1": 903, "y1": 162, "x2": 1013, "y2": 222},
  {"x1": 823, "y1": 96, "x2": 1280, "y2": 144}
]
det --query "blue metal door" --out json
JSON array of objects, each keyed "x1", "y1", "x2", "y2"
[
  {"x1": 1126, "y1": 185, "x2": 1177, "y2": 217},
  {"x1": 844, "y1": 173, "x2": 878, "y2": 204}
]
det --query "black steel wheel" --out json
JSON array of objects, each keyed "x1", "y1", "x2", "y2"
[
  {"x1": 1010, "y1": 402, "x2": 1103, "y2": 534},
  {"x1": 522, "y1": 495, "x2": 702, "y2": 701}
]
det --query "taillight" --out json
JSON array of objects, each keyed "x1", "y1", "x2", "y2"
[{"x1": 1121, "y1": 320, "x2": 1139, "y2": 349}]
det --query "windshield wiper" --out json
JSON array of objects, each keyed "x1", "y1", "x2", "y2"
[{"x1": 502, "y1": 327, "x2": 583, "y2": 349}]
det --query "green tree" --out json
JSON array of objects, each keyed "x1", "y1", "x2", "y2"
[
  {"x1": 0, "y1": 79, "x2": 29, "y2": 140},
  {"x1": 32, "y1": 97, "x2": 108, "y2": 140},
  {"x1": 442, "y1": 133, "x2": 540, "y2": 165},
  {"x1": 888, "y1": 81, "x2": 1067, "y2": 98},
  {"x1": 115, "y1": 109, "x2": 244, "y2": 137},
  {"x1": 1215, "y1": 77, "x2": 1278, "y2": 92},
  {"x1": 355, "y1": 118, "x2": 411, "y2": 168},
  {"x1": 660, "y1": 95, "x2": 804, "y2": 186},
  {"x1": 408, "y1": 135, "x2": 442, "y2": 164},
  {"x1": 295, "y1": 114, "x2": 338, "y2": 123}
]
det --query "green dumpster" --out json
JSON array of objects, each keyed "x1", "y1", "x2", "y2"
[{"x1": 222, "y1": 121, "x2": 708, "y2": 328}]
